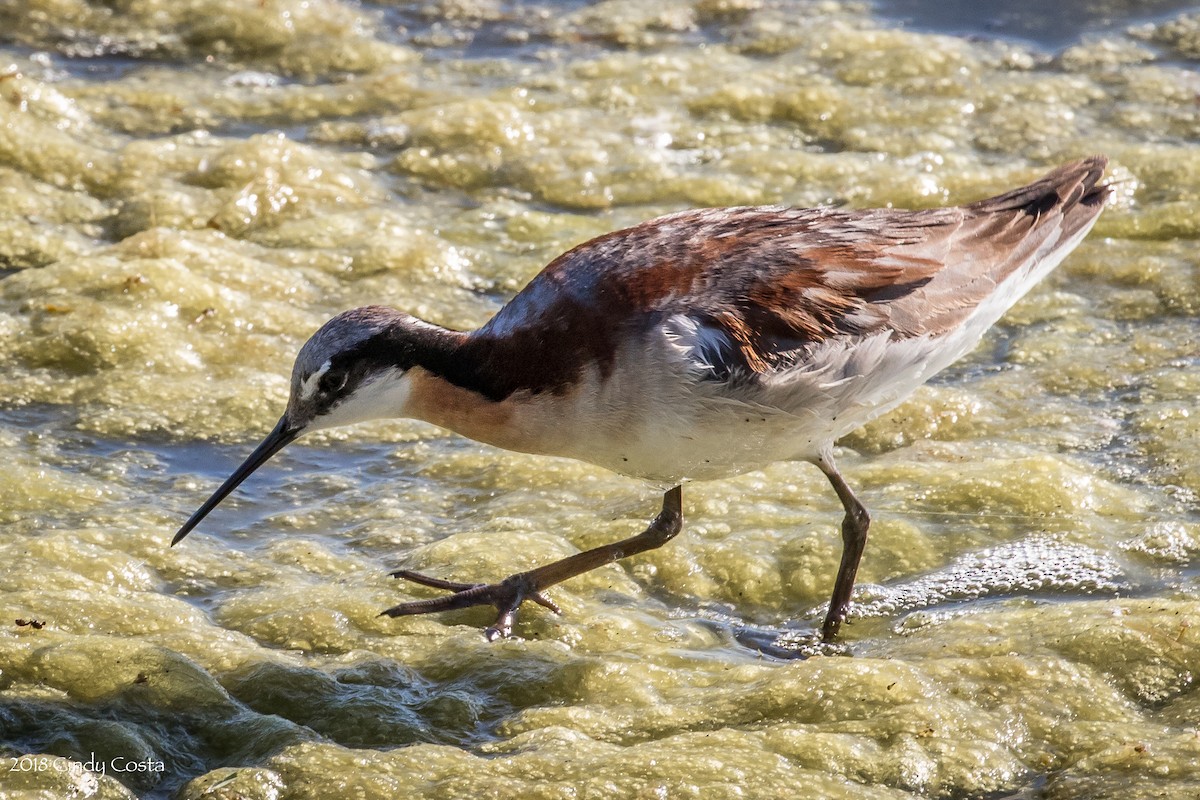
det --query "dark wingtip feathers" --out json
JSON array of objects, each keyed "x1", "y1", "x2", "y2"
[
  {"x1": 963, "y1": 156, "x2": 1110, "y2": 246},
  {"x1": 967, "y1": 155, "x2": 1108, "y2": 212},
  {"x1": 1076, "y1": 154, "x2": 1113, "y2": 209}
]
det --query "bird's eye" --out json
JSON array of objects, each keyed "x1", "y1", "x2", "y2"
[{"x1": 318, "y1": 369, "x2": 348, "y2": 395}]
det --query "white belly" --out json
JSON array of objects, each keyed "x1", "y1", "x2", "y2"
[{"x1": 507, "y1": 332, "x2": 936, "y2": 485}]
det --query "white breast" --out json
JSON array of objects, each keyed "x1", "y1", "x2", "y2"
[{"x1": 502, "y1": 332, "x2": 865, "y2": 485}]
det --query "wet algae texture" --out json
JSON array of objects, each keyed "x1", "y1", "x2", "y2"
[{"x1": 1, "y1": 0, "x2": 1199, "y2": 798}]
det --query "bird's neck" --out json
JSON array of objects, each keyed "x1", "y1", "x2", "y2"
[
  {"x1": 392, "y1": 317, "x2": 581, "y2": 455},
  {"x1": 393, "y1": 323, "x2": 535, "y2": 452},
  {"x1": 390, "y1": 319, "x2": 507, "y2": 401}
]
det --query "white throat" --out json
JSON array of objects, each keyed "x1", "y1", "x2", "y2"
[{"x1": 309, "y1": 368, "x2": 412, "y2": 431}]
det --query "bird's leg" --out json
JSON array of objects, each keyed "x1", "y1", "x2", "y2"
[
  {"x1": 383, "y1": 486, "x2": 684, "y2": 640},
  {"x1": 815, "y1": 454, "x2": 870, "y2": 641}
]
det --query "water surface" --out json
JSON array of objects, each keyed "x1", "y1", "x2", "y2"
[{"x1": 1, "y1": 0, "x2": 1198, "y2": 798}]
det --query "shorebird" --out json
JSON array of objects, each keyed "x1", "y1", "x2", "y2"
[{"x1": 173, "y1": 156, "x2": 1110, "y2": 642}]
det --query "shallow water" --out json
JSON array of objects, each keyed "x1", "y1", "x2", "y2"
[{"x1": 1, "y1": 0, "x2": 1198, "y2": 798}]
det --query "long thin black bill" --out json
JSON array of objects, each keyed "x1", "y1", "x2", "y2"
[{"x1": 171, "y1": 416, "x2": 301, "y2": 546}]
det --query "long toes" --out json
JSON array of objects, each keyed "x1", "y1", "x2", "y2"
[
  {"x1": 383, "y1": 572, "x2": 560, "y2": 639},
  {"x1": 529, "y1": 591, "x2": 562, "y2": 615},
  {"x1": 483, "y1": 588, "x2": 533, "y2": 640},
  {"x1": 390, "y1": 569, "x2": 482, "y2": 593},
  {"x1": 379, "y1": 583, "x2": 496, "y2": 618},
  {"x1": 484, "y1": 608, "x2": 517, "y2": 641}
]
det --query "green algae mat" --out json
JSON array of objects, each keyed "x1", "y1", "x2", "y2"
[{"x1": 1, "y1": 1, "x2": 1198, "y2": 798}]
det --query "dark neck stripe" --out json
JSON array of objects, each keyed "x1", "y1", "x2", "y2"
[
  {"x1": 337, "y1": 324, "x2": 464, "y2": 377},
  {"x1": 334, "y1": 323, "x2": 550, "y2": 404},
  {"x1": 340, "y1": 319, "x2": 613, "y2": 404}
]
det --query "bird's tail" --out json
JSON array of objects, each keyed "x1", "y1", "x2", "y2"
[{"x1": 965, "y1": 155, "x2": 1111, "y2": 284}]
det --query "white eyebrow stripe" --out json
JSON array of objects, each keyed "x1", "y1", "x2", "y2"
[{"x1": 300, "y1": 359, "x2": 332, "y2": 401}]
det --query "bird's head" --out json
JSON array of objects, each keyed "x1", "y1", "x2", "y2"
[
  {"x1": 172, "y1": 306, "x2": 443, "y2": 546},
  {"x1": 285, "y1": 305, "x2": 422, "y2": 433}
]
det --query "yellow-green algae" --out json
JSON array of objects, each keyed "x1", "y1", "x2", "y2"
[{"x1": 1, "y1": 0, "x2": 1198, "y2": 798}]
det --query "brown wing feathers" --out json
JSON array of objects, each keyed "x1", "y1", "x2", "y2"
[
  {"x1": 895, "y1": 156, "x2": 1109, "y2": 337},
  {"x1": 466, "y1": 157, "x2": 1108, "y2": 398}
]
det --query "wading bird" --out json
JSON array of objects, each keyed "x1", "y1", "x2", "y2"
[{"x1": 173, "y1": 156, "x2": 1109, "y2": 642}]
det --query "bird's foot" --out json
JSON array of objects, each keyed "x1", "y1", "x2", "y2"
[{"x1": 382, "y1": 569, "x2": 562, "y2": 641}]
